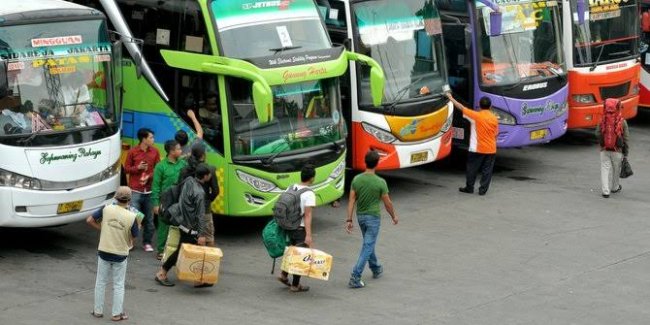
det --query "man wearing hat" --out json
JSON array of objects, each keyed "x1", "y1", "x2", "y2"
[{"x1": 86, "y1": 186, "x2": 140, "y2": 321}]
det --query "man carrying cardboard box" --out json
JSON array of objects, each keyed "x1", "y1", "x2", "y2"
[{"x1": 154, "y1": 164, "x2": 211, "y2": 288}]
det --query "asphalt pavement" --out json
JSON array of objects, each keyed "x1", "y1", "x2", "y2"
[{"x1": 1, "y1": 111, "x2": 650, "y2": 325}]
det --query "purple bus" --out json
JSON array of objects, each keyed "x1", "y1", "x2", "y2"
[{"x1": 438, "y1": 0, "x2": 568, "y2": 148}]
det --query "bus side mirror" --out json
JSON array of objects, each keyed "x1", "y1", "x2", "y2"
[
  {"x1": 643, "y1": 12, "x2": 650, "y2": 33},
  {"x1": 0, "y1": 60, "x2": 8, "y2": 98},
  {"x1": 252, "y1": 81, "x2": 273, "y2": 124},
  {"x1": 369, "y1": 66, "x2": 385, "y2": 107},
  {"x1": 577, "y1": 0, "x2": 586, "y2": 25},
  {"x1": 489, "y1": 11, "x2": 502, "y2": 36}
]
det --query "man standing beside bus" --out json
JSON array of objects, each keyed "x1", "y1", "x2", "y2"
[
  {"x1": 124, "y1": 128, "x2": 160, "y2": 252},
  {"x1": 86, "y1": 186, "x2": 138, "y2": 322},
  {"x1": 446, "y1": 93, "x2": 499, "y2": 196},
  {"x1": 151, "y1": 140, "x2": 187, "y2": 259},
  {"x1": 346, "y1": 150, "x2": 399, "y2": 289}
]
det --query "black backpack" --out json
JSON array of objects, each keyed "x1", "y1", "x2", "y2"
[
  {"x1": 159, "y1": 178, "x2": 188, "y2": 225},
  {"x1": 273, "y1": 186, "x2": 311, "y2": 230}
]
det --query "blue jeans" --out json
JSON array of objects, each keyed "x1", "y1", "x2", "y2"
[
  {"x1": 94, "y1": 256, "x2": 128, "y2": 317},
  {"x1": 351, "y1": 215, "x2": 381, "y2": 279},
  {"x1": 131, "y1": 192, "x2": 153, "y2": 245}
]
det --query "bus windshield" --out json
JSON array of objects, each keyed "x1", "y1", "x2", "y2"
[
  {"x1": 0, "y1": 20, "x2": 115, "y2": 138},
  {"x1": 353, "y1": 0, "x2": 447, "y2": 106},
  {"x1": 211, "y1": 0, "x2": 331, "y2": 59},
  {"x1": 571, "y1": 0, "x2": 639, "y2": 66},
  {"x1": 476, "y1": 0, "x2": 565, "y2": 87},
  {"x1": 230, "y1": 78, "x2": 345, "y2": 157}
]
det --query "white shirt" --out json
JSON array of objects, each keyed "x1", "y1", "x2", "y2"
[{"x1": 293, "y1": 184, "x2": 316, "y2": 227}]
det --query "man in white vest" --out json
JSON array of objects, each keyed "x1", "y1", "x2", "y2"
[{"x1": 86, "y1": 186, "x2": 139, "y2": 321}]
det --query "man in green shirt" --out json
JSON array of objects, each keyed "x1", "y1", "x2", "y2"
[
  {"x1": 151, "y1": 140, "x2": 187, "y2": 259},
  {"x1": 346, "y1": 150, "x2": 399, "y2": 289}
]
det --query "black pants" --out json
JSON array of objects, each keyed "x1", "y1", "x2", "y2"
[
  {"x1": 162, "y1": 231, "x2": 197, "y2": 272},
  {"x1": 281, "y1": 227, "x2": 306, "y2": 286},
  {"x1": 466, "y1": 152, "x2": 496, "y2": 193}
]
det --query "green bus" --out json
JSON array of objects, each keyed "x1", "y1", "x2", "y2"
[{"x1": 69, "y1": 0, "x2": 385, "y2": 216}]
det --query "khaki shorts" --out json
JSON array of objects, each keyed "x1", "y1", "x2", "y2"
[{"x1": 204, "y1": 212, "x2": 215, "y2": 243}]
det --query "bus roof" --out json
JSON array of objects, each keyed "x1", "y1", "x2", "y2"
[{"x1": 0, "y1": 0, "x2": 104, "y2": 25}]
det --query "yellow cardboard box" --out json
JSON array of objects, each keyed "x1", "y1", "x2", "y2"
[
  {"x1": 161, "y1": 226, "x2": 180, "y2": 263},
  {"x1": 280, "y1": 246, "x2": 333, "y2": 281},
  {"x1": 176, "y1": 244, "x2": 223, "y2": 284}
]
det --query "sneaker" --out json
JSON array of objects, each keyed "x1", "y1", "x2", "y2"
[
  {"x1": 602, "y1": 194, "x2": 610, "y2": 198},
  {"x1": 478, "y1": 190, "x2": 487, "y2": 196},
  {"x1": 372, "y1": 266, "x2": 383, "y2": 279},
  {"x1": 612, "y1": 185, "x2": 622, "y2": 193},
  {"x1": 144, "y1": 244, "x2": 154, "y2": 252},
  {"x1": 348, "y1": 278, "x2": 365, "y2": 289},
  {"x1": 459, "y1": 187, "x2": 474, "y2": 194}
]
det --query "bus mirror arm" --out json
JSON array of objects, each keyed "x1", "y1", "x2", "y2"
[
  {"x1": 475, "y1": 0, "x2": 502, "y2": 36},
  {"x1": 160, "y1": 50, "x2": 274, "y2": 124},
  {"x1": 0, "y1": 60, "x2": 8, "y2": 98},
  {"x1": 577, "y1": 0, "x2": 586, "y2": 25},
  {"x1": 345, "y1": 52, "x2": 385, "y2": 107}
]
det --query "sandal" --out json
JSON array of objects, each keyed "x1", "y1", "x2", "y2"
[
  {"x1": 289, "y1": 285, "x2": 310, "y2": 292},
  {"x1": 90, "y1": 311, "x2": 103, "y2": 318},
  {"x1": 111, "y1": 313, "x2": 128, "y2": 321},
  {"x1": 156, "y1": 253, "x2": 163, "y2": 261},
  {"x1": 277, "y1": 276, "x2": 290, "y2": 287},
  {"x1": 155, "y1": 275, "x2": 175, "y2": 287}
]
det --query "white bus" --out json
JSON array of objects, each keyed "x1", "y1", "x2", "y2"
[{"x1": 0, "y1": 0, "x2": 123, "y2": 227}]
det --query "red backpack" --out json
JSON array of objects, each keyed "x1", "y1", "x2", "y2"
[{"x1": 600, "y1": 98, "x2": 623, "y2": 151}]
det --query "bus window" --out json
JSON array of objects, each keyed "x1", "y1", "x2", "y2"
[{"x1": 179, "y1": 73, "x2": 224, "y2": 154}]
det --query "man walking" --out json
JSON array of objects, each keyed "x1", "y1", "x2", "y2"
[
  {"x1": 446, "y1": 94, "x2": 499, "y2": 195},
  {"x1": 596, "y1": 98, "x2": 630, "y2": 198},
  {"x1": 277, "y1": 165, "x2": 316, "y2": 293},
  {"x1": 151, "y1": 140, "x2": 187, "y2": 259},
  {"x1": 155, "y1": 164, "x2": 211, "y2": 287},
  {"x1": 346, "y1": 150, "x2": 398, "y2": 289},
  {"x1": 87, "y1": 187, "x2": 139, "y2": 321},
  {"x1": 124, "y1": 128, "x2": 160, "y2": 252}
]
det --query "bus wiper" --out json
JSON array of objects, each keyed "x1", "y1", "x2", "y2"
[
  {"x1": 590, "y1": 44, "x2": 607, "y2": 72},
  {"x1": 261, "y1": 151, "x2": 283, "y2": 166},
  {"x1": 97, "y1": 111, "x2": 114, "y2": 134},
  {"x1": 17, "y1": 127, "x2": 44, "y2": 146},
  {"x1": 269, "y1": 45, "x2": 303, "y2": 54},
  {"x1": 386, "y1": 76, "x2": 425, "y2": 114}
]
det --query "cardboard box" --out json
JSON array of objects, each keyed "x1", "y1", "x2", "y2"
[
  {"x1": 161, "y1": 226, "x2": 180, "y2": 263},
  {"x1": 281, "y1": 246, "x2": 333, "y2": 281},
  {"x1": 176, "y1": 244, "x2": 223, "y2": 284}
]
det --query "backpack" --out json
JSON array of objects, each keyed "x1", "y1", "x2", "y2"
[
  {"x1": 272, "y1": 186, "x2": 311, "y2": 230},
  {"x1": 262, "y1": 219, "x2": 289, "y2": 273},
  {"x1": 159, "y1": 178, "x2": 188, "y2": 226},
  {"x1": 600, "y1": 99, "x2": 624, "y2": 151}
]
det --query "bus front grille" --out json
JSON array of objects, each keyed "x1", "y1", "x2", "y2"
[{"x1": 600, "y1": 82, "x2": 630, "y2": 100}]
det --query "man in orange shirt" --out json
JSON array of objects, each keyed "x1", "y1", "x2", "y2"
[{"x1": 446, "y1": 93, "x2": 499, "y2": 196}]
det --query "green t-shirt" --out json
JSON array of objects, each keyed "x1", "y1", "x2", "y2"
[{"x1": 351, "y1": 173, "x2": 389, "y2": 218}]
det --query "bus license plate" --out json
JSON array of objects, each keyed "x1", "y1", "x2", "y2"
[
  {"x1": 57, "y1": 200, "x2": 83, "y2": 214},
  {"x1": 410, "y1": 151, "x2": 429, "y2": 164},
  {"x1": 452, "y1": 127, "x2": 464, "y2": 140},
  {"x1": 530, "y1": 129, "x2": 547, "y2": 140}
]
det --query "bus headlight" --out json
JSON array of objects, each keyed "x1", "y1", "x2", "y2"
[
  {"x1": 329, "y1": 160, "x2": 345, "y2": 179},
  {"x1": 100, "y1": 160, "x2": 121, "y2": 181},
  {"x1": 0, "y1": 169, "x2": 42, "y2": 190},
  {"x1": 572, "y1": 94, "x2": 596, "y2": 104},
  {"x1": 236, "y1": 170, "x2": 277, "y2": 192},
  {"x1": 632, "y1": 84, "x2": 640, "y2": 95},
  {"x1": 441, "y1": 115, "x2": 453, "y2": 132},
  {"x1": 362, "y1": 122, "x2": 396, "y2": 144},
  {"x1": 556, "y1": 102, "x2": 569, "y2": 117},
  {"x1": 490, "y1": 107, "x2": 516, "y2": 125}
]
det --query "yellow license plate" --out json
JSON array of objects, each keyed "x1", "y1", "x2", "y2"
[
  {"x1": 530, "y1": 129, "x2": 547, "y2": 140},
  {"x1": 57, "y1": 200, "x2": 83, "y2": 214},
  {"x1": 410, "y1": 151, "x2": 429, "y2": 164}
]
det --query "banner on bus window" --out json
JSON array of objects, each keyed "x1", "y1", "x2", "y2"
[
  {"x1": 31, "y1": 35, "x2": 83, "y2": 48},
  {"x1": 480, "y1": 0, "x2": 557, "y2": 35},
  {"x1": 213, "y1": 0, "x2": 320, "y2": 30}
]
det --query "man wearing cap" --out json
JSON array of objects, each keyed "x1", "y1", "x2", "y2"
[
  {"x1": 155, "y1": 163, "x2": 212, "y2": 287},
  {"x1": 86, "y1": 186, "x2": 139, "y2": 321}
]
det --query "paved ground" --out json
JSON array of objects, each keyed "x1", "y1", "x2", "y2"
[{"x1": 1, "y1": 111, "x2": 650, "y2": 325}]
